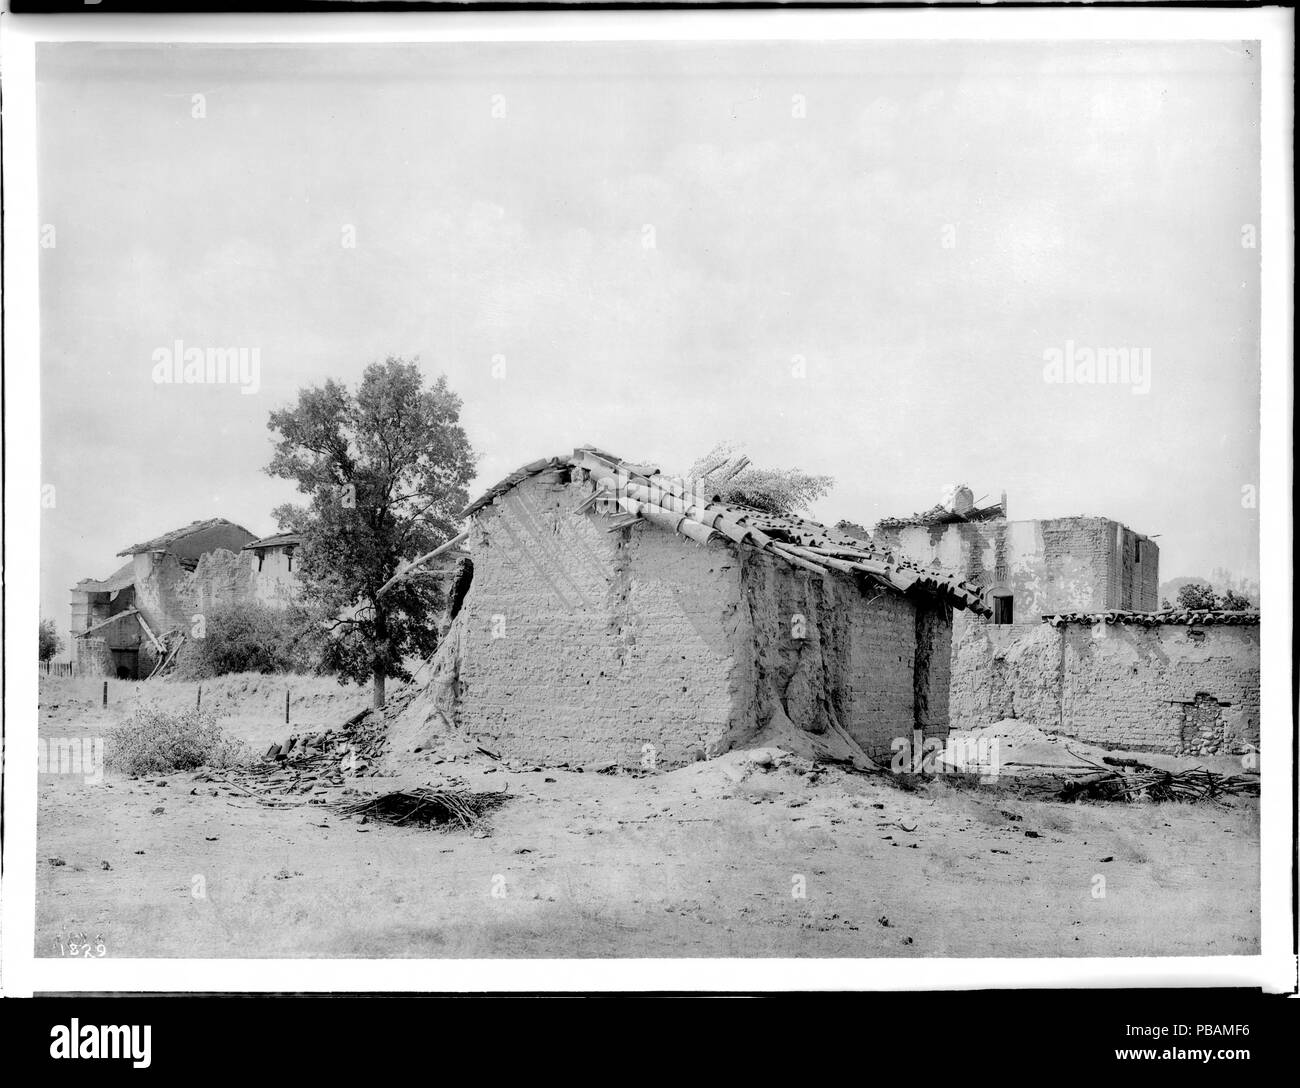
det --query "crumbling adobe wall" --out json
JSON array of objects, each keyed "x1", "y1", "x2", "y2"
[
  {"x1": 136, "y1": 547, "x2": 290, "y2": 635},
  {"x1": 390, "y1": 474, "x2": 954, "y2": 769},
  {"x1": 411, "y1": 474, "x2": 747, "y2": 768},
  {"x1": 722, "y1": 551, "x2": 854, "y2": 751},
  {"x1": 1115, "y1": 527, "x2": 1160, "y2": 611},
  {"x1": 722, "y1": 551, "x2": 930, "y2": 763},
  {"x1": 711, "y1": 551, "x2": 949, "y2": 765},
  {"x1": 949, "y1": 618, "x2": 1062, "y2": 730},
  {"x1": 1034, "y1": 518, "x2": 1116, "y2": 612},
  {"x1": 131, "y1": 552, "x2": 196, "y2": 634},
  {"x1": 880, "y1": 517, "x2": 1154, "y2": 619},
  {"x1": 843, "y1": 592, "x2": 924, "y2": 760},
  {"x1": 950, "y1": 618, "x2": 1259, "y2": 755},
  {"x1": 188, "y1": 548, "x2": 258, "y2": 618},
  {"x1": 75, "y1": 637, "x2": 114, "y2": 677},
  {"x1": 914, "y1": 604, "x2": 952, "y2": 736},
  {"x1": 1061, "y1": 623, "x2": 1260, "y2": 755},
  {"x1": 1137, "y1": 537, "x2": 1160, "y2": 610}
]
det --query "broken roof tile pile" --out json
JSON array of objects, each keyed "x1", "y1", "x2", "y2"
[
  {"x1": 462, "y1": 446, "x2": 991, "y2": 615},
  {"x1": 874, "y1": 500, "x2": 1005, "y2": 532},
  {"x1": 1042, "y1": 609, "x2": 1260, "y2": 628}
]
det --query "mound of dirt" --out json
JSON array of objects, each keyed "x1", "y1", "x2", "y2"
[{"x1": 939, "y1": 718, "x2": 1249, "y2": 779}]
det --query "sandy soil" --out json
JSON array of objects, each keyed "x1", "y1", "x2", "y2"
[{"x1": 35, "y1": 675, "x2": 1259, "y2": 959}]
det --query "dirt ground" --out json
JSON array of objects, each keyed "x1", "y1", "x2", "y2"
[{"x1": 35, "y1": 674, "x2": 1260, "y2": 959}]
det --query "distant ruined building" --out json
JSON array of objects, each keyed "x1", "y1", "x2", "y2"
[
  {"x1": 872, "y1": 487, "x2": 1160, "y2": 624},
  {"x1": 876, "y1": 488, "x2": 1257, "y2": 759},
  {"x1": 70, "y1": 518, "x2": 303, "y2": 678}
]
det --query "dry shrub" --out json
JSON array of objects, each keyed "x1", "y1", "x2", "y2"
[{"x1": 106, "y1": 706, "x2": 249, "y2": 776}]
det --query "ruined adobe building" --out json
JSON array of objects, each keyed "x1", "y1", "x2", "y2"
[
  {"x1": 876, "y1": 488, "x2": 1258, "y2": 757},
  {"x1": 71, "y1": 519, "x2": 303, "y2": 678},
  {"x1": 872, "y1": 486, "x2": 1160, "y2": 624},
  {"x1": 393, "y1": 448, "x2": 990, "y2": 768},
  {"x1": 72, "y1": 518, "x2": 257, "y2": 678}
]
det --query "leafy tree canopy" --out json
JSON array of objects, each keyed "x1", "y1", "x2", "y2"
[{"x1": 266, "y1": 358, "x2": 477, "y2": 706}]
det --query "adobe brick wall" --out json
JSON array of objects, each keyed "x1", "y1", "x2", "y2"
[
  {"x1": 950, "y1": 618, "x2": 1259, "y2": 755},
  {"x1": 133, "y1": 546, "x2": 300, "y2": 638},
  {"x1": 444, "y1": 475, "x2": 747, "y2": 768},
  {"x1": 728, "y1": 552, "x2": 946, "y2": 762},
  {"x1": 1060, "y1": 623, "x2": 1259, "y2": 755},
  {"x1": 391, "y1": 473, "x2": 953, "y2": 768},
  {"x1": 75, "y1": 637, "x2": 115, "y2": 677},
  {"x1": 950, "y1": 619, "x2": 1061, "y2": 730},
  {"x1": 188, "y1": 548, "x2": 257, "y2": 618},
  {"x1": 844, "y1": 592, "x2": 921, "y2": 759},
  {"x1": 915, "y1": 604, "x2": 953, "y2": 737},
  {"x1": 132, "y1": 552, "x2": 192, "y2": 634}
]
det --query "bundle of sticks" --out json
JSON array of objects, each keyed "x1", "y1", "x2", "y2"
[
  {"x1": 332, "y1": 787, "x2": 508, "y2": 829},
  {"x1": 1048, "y1": 766, "x2": 1260, "y2": 804}
]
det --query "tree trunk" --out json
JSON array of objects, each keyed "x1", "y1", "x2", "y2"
[{"x1": 372, "y1": 598, "x2": 388, "y2": 709}]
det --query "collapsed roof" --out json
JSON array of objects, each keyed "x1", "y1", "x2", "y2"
[
  {"x1": 875, "y1": 501, "x2": 1006, "y2": 532},
  {"x1": 462, "y1": 446, "x2": 991, "y2": 615},
  {"x1": 117, "y1": 517, "x2": 255, "y2": 557}
]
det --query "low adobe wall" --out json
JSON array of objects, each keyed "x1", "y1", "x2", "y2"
[
  {"x1": 426, "y1": 474, "x2": 748, "y2": 768},
  {"x1": 951, "y1": 617, "x2": 1260, "y2": 755},
  {"x1": 1060, "y1": 622, "x2": 1259, "y2": 755}
]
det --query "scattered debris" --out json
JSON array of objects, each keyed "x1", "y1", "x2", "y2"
[
  {"x1": 1046, "y1": 768, "x2": 1259, "y2": 805},
  {"x1": 332, "y1": 787, "x2": 509, "y2": 830}
]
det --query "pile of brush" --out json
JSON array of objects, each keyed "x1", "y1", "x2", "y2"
[
  {"x1": 332, "y1": 786, "x2": 508, "y2": 829},
  {"x1": 1048, "y1": 764, "x2": 1260, "y2": 804}
]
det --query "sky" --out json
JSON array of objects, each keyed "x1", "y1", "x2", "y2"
[{"x1": 37, "y1": 40, "x2": 1261, "y2": 645}]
